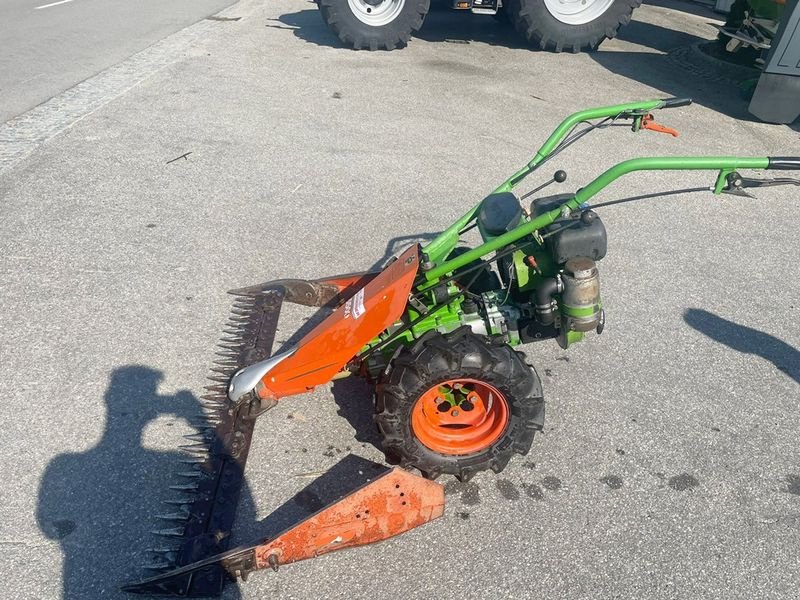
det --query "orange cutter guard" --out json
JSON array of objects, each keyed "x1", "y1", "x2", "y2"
[
  {"x1": 258, "y1": 245, "x2": 420, "y2": 399},
  {"x1": 121, "y1": 467, "x2": 445, "y2": 590},
  {"x1": 252, "y1": 468, "x2": 445, "y2": 571}
]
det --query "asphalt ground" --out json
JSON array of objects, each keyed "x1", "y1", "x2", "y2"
[
  {"x1": 0, "y1": 0, "x2": 234, "y2": 123},
  {"x1": 1, "y1": 1, "x2": 799, "y2": 599}
]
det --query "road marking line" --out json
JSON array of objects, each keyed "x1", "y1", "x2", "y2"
[
  {"x1": 0, "y1": 16, "x2": 220, "y2": 174},
  {"x1": 35, "y1": 0, "x2": 75, "y2": 9}
]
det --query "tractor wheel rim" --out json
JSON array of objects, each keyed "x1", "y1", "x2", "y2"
[
  {"x1": 542, "y1": 0, "x2": 615, "y2": 25},
  {"x1": 347, "y1": 0, "x2": 406, "y2": 27},
  {"x1": 412, "y1": 379, "x2": 510, "y2": 455}
]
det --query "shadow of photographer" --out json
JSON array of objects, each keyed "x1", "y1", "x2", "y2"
[{"x1": 36, "y1": 365, "x2": 247, "y2": 599}]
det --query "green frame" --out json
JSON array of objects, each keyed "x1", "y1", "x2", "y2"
[{"x1": 420, "y1": 99, "x2": 770, "y2": 284}]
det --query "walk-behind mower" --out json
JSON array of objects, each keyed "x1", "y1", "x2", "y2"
[{"x1": 123, "y1": 98, "x2": 800, "y2": 596}]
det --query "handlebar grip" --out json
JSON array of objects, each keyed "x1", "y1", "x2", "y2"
[
  {"x1": 767, "y1": 157, "x2": 800, "y2": 170},
  {"x1": 660, "y1": 97, "x2": 693, "y2": 109}
]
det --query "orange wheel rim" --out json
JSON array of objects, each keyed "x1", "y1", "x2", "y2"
[{"x1": 411, "y1": 378, "x2": 509, "y2": 455}]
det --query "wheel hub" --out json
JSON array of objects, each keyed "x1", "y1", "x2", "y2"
[
  {"x1": 542, "y1": 0, "x2": 615, "y2": 25},
  {"x1": 347, "y1": 0, "x2": 407, "y2": 26},
  {"x1": 412, "y1": 379, "x2": 510, "y2": 455}
]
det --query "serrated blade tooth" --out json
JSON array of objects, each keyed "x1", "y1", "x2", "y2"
[
  {"x1": 210, "y1": 366, "x2": 234, "y2": 374},
  {"x1": 200, "y1": 397, "x2": 222, "y2": 405},
  {"x1": 210, "y1": 366, "x2": 234, "y2": 375},
  {"x1": 195, "y1": 414, "x2": 222, "y2": 422},
  {"x1": 163, "y1": 500, "x2": 191, "y2": 507},
  {"x1": 183, "y1": 434, "x2": 207, "y2": 442},
  {"x1": 148, "y1": 550, "x2": 178, "y2": 563},
  {"x1": 179, "y1": 444, "x2": 209, "y2": 454},
  {"x1": 177, "y1": 471, "x2": 202, "y2": 478},
  {"x1": 147, "y1": 547, "x2": 176, "y2": 554},
  {"x1": 195, "y1": 426, "x2": 217, "y2": 434},
  {"x1": 143, "y1": 562, "x2": 174, "y2": 571},
  {"x1": 169, "y1": 483, "x2": 199, "y2": 492},
  {"x1": 156, "y1": 512, "x2": 189, "y2": 521},
  {"x1": 151, "y1": 527, "x2": 184, "y2": 537},
  {"x1": 203, "y1": 384, "x2": 228, "y2": 393},
  {"x1": 179, "y1": 458, "x2": 204, "y2": 465},
  {"x1": 202, "y1": 414, "x2": 223, "y2": 421},
  {"x1": 218, "y1": 341, "x2": 243, "y2": 348},
  {"x1": 199, "y1": 402, "x2": 225, "y2": 411},
  {"x1": 228, "y1": 289, "x2": 259, "y2": 297}
]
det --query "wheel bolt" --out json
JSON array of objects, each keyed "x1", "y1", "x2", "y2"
[{"x1": 451, "y1": 409, "x2": 460, "y2": 417}]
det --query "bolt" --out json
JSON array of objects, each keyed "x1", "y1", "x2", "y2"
[
  {"x1": 451, "y1": 409, "x2": 460, "y2": 417},
  {"x1": 268, "y1": 553, "x2": 279, "y2": 572}
]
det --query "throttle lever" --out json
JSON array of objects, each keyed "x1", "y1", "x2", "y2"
[
  {"x1": 738, "y1": 176, "x2": 800, "y2": 188},
  {"x1": 722, "y1": 171, "x2": 800, "y2": 198},
  {"x1": 640, "y1": 114, "x2": 679, "y2": 137}
]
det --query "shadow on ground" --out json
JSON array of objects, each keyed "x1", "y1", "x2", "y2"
[
  {"x1": 332, "y1": 375, "x2": 384, "y2": 451},
  {"x1": 684, "y1": 308, "x2": 799, "y2": 385},
  {"x1": 36, "y1": 367, "x2": 395, "y2": 597},
  {"x1": 645, "y1": 0, "x2": 723, "y2": 19},
  {"x1": 590, "y1": 17, "x2": 768, "y2": 121},
  {"x1": 270, "y1": 1, "x2": 796, "y2": 125},
  {"x1": 243, "y1": 454, "x2": 390, "y2": 542},
  {"x1": 270, "y1": 3, "x2": 525, "y2": 50},
  {"x1": 36, "y1": 366, "x2": 246, "y2": 599}
]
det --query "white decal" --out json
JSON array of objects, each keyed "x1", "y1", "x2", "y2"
[{"x1": 352, "y1": 288, "x2": 366, "y2": 319}]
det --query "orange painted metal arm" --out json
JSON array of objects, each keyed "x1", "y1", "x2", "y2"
[
  {"x1": 260, "y1": 246, "x2": 420, "y2": 399},
  {"x1": 122, "y1": 468, "x2": 445, "y2": 593},
  {"x1": 253, "y1": 468, "x2": 445, "y2": 570}
]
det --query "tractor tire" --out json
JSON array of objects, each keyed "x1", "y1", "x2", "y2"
[
  {"x1": 318, "y1": 0, "x2": 430, "y2": 51},
  {"x1": 375, "y1": 328, "x2": 544, "y2": 481},
  {"x1": 506, "y1": 0, "x2": 641, "y2": 53}
]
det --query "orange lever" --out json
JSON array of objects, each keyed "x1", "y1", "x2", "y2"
[{"x1": 641, "y1": 114, "x2": 679, "y2": 137}]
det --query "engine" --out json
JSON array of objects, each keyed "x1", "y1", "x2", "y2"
[{"x1": 457, "y1": 191, "x2": 607, "y2": 349}]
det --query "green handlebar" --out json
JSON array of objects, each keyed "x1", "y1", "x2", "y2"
[
  {"x1": 493, "y1": 98, "x2": 682, "y2": 194},
  {"x1": 573, "y1": 156, "x2": 769, "y2": 205},
  {"x1": 423, "y1": 99, "x2": 683, "y2": 264},
  {"x1": 423, "y1": 155, "x2": 770, "y2": 282},
  {"x1": 419, "y1": 99, "x2": 797, "y2": 281}
]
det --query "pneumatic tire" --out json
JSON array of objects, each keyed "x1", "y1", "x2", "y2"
[
  {"x1": 375, "y1": 328, "x2": 544, "y2": 481},
  {"x1": 318, "y1": 0, "x2": 430, "y2": 51},
  {"x1": 506, "y1": 0, "x2": 641, "y2": 53}
]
